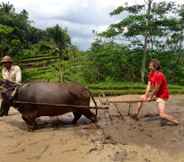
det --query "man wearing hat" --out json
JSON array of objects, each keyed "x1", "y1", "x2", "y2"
[
  {"x1": 1, "y1": 55, "x2": 22, "y2": 83},
  {"x1": 0, "y1": 55, "x2": 22, "y2": 116}
]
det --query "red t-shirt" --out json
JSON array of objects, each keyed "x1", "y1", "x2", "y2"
[{"x1": 148, "y1": 71, "x2": 169, "y2": 99}]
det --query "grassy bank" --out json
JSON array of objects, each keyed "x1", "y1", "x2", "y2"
[
  {"x1": 22, "y1": 67, "x2": 184, "y2": 96},
  {"x1": 18, "y1": 56, "x2": 184, "y2": 96},
  {"x1": 87, "y1": 82, "x2": 184, "y2": 96}
]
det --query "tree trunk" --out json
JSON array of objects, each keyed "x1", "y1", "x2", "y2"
[
  {"x1": 58, "y1": 60, "x2": 64, "y2": 83},
  {"x1": 58, "y1": 50, "x2": 64, "y2": 83},
  {"x1": 141, "y1": 35, "x2": 148, "y2": 82},
  {"x1": 141, "y1": 0, "x2": 152, "y2": 82},
  {"x1": 176, "y1": 29, "x2": 184, "y2": 64}
]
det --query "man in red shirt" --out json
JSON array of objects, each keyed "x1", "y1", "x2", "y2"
[{"x1": 133, "y1": 59, "x2": 179, "y2": 125}]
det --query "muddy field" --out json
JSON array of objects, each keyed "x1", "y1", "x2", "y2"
[{"x1": 0, "y1": 95, "x2": 184, "y2": 162}]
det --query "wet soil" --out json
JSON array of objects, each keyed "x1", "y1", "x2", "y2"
[{"x1": 0, "y1": 95, "x2": 184, "y2": 162}]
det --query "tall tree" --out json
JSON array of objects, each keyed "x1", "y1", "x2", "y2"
[
  {"x1": 100, "y1": 0, "x2": 176, "y2": 82},
  {"x1": 0, "y1": 2, "x2": 15, "y2": 14},
  {"x1": 142, "y1": 0, "x2": 152, "y2": 83},
  {"x1": 46, "y1": 25, "x2": 71, "y2": 56},
  {"x1": 46, "y1": 25, "x2": 71, "y2": 82}
]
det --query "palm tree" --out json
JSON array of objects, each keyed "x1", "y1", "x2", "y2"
[
  {"x1": 46, "y1": 25, "x2": 71, "y2": 82},
  {"x1": 46, "y1": 25, "x2": 71, "y2": 56},
  {"x1": 0, "y1": 2, "x2": 15, "y2": 14}
]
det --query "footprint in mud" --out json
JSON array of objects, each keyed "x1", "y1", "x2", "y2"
[
  {"x1": 112, "y1": 150, "x2": 138, "y2": 162},
  {"x1": 103, "y1": 135, "x2": 117, "y2": 145},
  {"x1": 144, "y1": 158, "x2": 151, "y2": 162},
  {"x1": 112, "y1": 150, "x2": 128, "y2": 162}
]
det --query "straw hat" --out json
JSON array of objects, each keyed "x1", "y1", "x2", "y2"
[{"x1": 1, "y1": 56, "x2": 13, "y2": 63}]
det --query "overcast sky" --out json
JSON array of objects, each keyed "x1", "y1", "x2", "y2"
[{"x1": 0, "y1": 0, "x2": 183, "y2": 50}]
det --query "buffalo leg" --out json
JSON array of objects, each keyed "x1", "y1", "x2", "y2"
[
  {"x1": 22, "y1": 113, "x2": 37, "y2": 130},
  {"x1": 72, "y1": 112, "x2": 82, "y2": 124},
  {"x1": 81, "y1": 110, "x2": 97, "y2": 122}
]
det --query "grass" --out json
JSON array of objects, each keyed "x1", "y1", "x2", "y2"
[
  {"x1": 20, "y1": 59, "x2": 184, "y2": 96},
  {"x1": 20, "y1": 56, "x2": 59, "y2": 63},
  {"x1": 90, "y1": 88, "x2": 184, "y2": 96},
  {"x1": 88, "y1": 82, "x2": 146, "y2": 90},
  {"x1": 86, "y1": 81, "x2": 184, "y2": 96},
  {"x1": 23, "y1": 67, "x2": 184, "y2": 96}
]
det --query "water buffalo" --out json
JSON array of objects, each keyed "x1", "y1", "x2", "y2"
[{"x1": 0, "y1": 80, "x2": 97, "y2": 130}]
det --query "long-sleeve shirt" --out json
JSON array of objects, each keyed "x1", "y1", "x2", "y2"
[{"x1": 2, "y1": 65, "x2": 22, "y2": 83}]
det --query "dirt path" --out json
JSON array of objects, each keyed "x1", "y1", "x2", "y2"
[{"x1": 0, "y1": 95, "x2": 184, "y2": 162}]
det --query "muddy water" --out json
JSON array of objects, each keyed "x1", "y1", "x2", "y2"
[
  {"x1": 0, "y1": 95, "x2": 184, "y2": 162},
  {"x1": 98, "y1": 95, "x2": 184, "y2": 152}
]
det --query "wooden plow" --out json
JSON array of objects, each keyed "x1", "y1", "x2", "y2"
[{"x1": 98, "y1": 93, "x2": 156, "y2": 120}]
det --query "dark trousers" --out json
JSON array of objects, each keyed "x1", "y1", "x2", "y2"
[
  {"x1": 0, "y1": 100, "x2": 10, "y2": 116},
  {"x1": 0, "y1": 88, "x2": 14, "y2": 117}
]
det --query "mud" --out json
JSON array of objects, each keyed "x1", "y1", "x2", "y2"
[{"x1": 0, "y1": 95, "x2": 184, "y2": 162}]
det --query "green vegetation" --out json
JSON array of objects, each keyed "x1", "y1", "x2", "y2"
[
  {"x1": 0, "y1": 1, "x2": 184, "y2": 95},
  {"x1": 88, "y1": 81, "x2": 184, "y2": 96}
]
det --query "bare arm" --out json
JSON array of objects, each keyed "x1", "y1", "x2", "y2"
[
  {"x1": 149, "y1": 84, "x2": 160, "y2": 99},
  {"x1": 144, "y1": 81, "x2": 151, "y2": 97}
]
